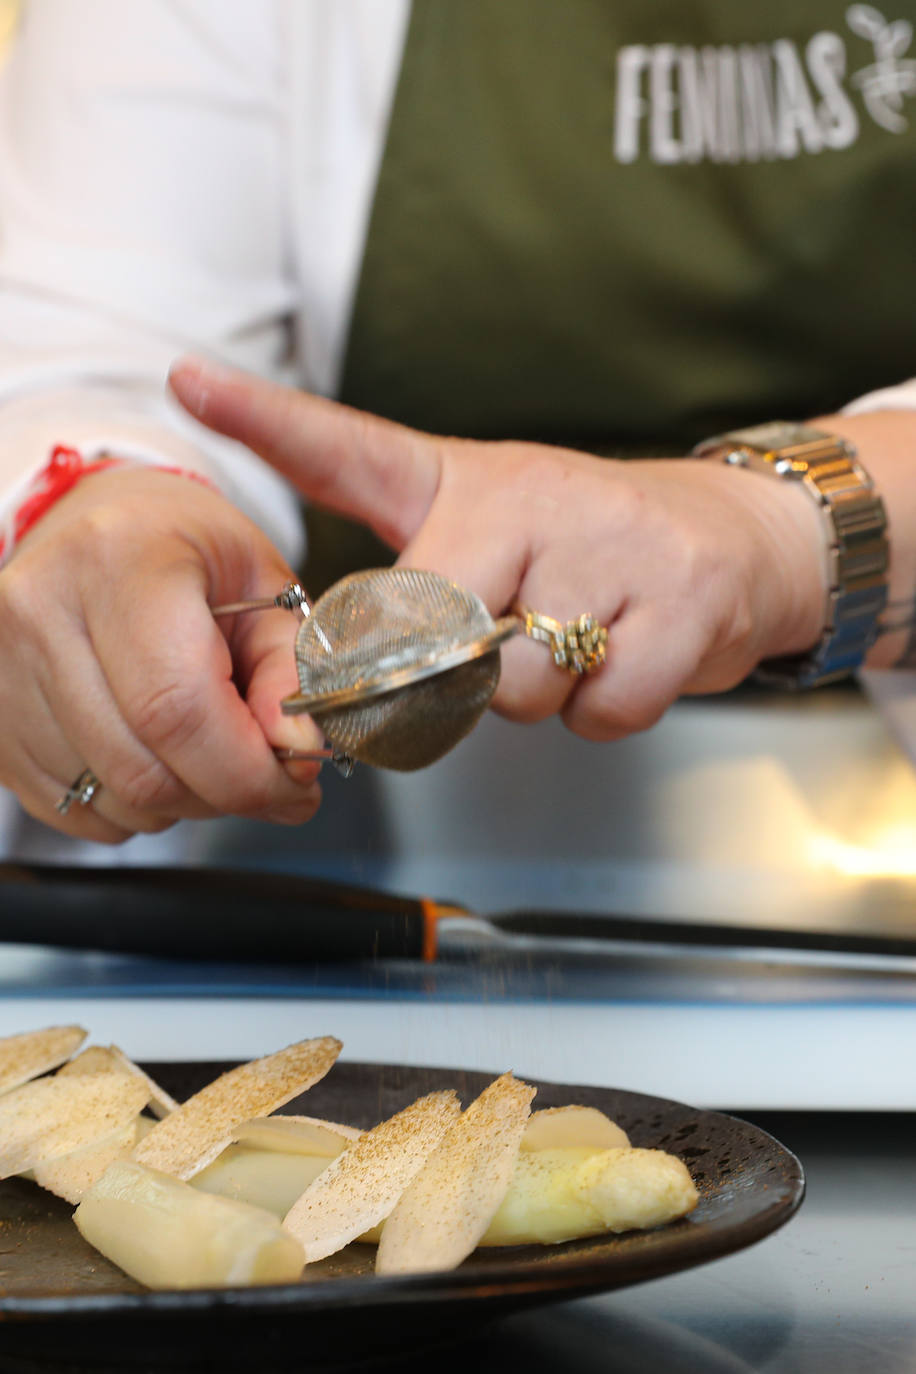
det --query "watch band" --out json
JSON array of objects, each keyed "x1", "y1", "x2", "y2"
[{"x1": 693, "y1": 422, "x2": 889, "y2": 688}]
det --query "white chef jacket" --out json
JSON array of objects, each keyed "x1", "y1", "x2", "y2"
[{"x1": 0, "y1": 0, "x2": 912, "y2": 862}]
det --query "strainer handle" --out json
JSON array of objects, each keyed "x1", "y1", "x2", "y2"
[
  {"x1": 274, "y1": 746, "x2": 354, "y2": 778},
  {"x1": 210, "y1": 584, "x2": 352, "y2": 773},
  {"x1": 211, "y1": 582, "x2": 310, "y2": 618}
]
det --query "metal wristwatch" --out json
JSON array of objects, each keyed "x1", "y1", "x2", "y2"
[{"x1": 692, "y1": 422, "x2": 889, "y2": 688}]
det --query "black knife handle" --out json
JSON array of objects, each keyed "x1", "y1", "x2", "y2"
[{"x1": 0, "y1": 864, "x2": 429, "y2": 963}]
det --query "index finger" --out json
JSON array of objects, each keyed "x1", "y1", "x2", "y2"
[{"x1": 168, "y1": 357, "x2": 442, "y2": 552}]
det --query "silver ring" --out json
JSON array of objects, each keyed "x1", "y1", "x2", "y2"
[{"x1": 55, "y1": 768, "x2": 102, "y2": 816}]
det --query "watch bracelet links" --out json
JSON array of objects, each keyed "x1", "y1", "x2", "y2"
[{"x1": 695, "y1": 427, "x2": 889, "y2": 689}]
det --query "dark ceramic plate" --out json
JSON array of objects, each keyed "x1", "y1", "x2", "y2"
[{"x1": 0, "y1": 1061, "x2": 804, "y2": 1372}]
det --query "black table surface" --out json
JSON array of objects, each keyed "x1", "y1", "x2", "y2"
[{"x1": 0, "y1": 1110, "x2": 911, "y2": 1374}]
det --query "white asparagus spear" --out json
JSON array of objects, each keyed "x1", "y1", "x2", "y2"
[
  {"x1": 521, "y1": 1105, "x2": 629, "y2": 1152},
  {"x1": 59, "y1": 1045, "x2": 177, "y2": 1118},
  {"x1": 133, "y1": 1036, "x2": 342, "y2": 1180},
  {"x1": 232, "y1": 1115, "x2": 361, "y2": 1156},
  {"x1": 283, "y1": 1090, "x2": 460, "y2": 1262},
  {"x1": 75, "y1": 1160, "x2": 305, "y2": 1289},
  {"x1": 480, "y1": 1145, "x2": 700, "y2": 1245},
  {"x1": 193, "y1": 1145, "x2": 332, "y2": 1216},
  {"x1": 31, "y1": 1117, "x2": 142, "y2": 1204},
  {"x1": 0, "y1": 1025, "x2": 87, "y2": 1095},
  {"x1": 376, "y1": 1073, "x2": 535, "y2": 1275},
  {"x1": 0, "y1": 1072, "x2": 148, "y2": 1178}
]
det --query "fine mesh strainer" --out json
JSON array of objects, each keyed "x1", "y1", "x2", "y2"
[
  {"x1": 283, "y1": 568, "x2": 517, "y2": 770},
  {"x1": 213, "y1": 568, "x2": 607, "y2": 773}
]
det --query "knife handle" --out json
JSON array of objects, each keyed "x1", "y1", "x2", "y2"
[{"x1": 0, "y1": 864, "x2": 446, "y2": 963}]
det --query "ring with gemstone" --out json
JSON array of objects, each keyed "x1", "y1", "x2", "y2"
[
  {"x1": 55, "y1": 768, "x2": 102, "y2": 816},
  {"x1": 516, "y1": 607, "x2": 608, "y2": 675}
]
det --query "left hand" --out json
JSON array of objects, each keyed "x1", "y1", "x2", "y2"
[
  {"x1": 0, "y1": 463, "x2": 324, "y2": 841},
  {"x1": 169, "y1": 358, "x2": 826, "y2": 742}
]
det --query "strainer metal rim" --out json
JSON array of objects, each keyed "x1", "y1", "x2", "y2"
[{"x1": 281, "y1": 616, "x2": 519, "y2": 716}]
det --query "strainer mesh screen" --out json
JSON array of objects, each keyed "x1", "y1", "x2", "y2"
[{"x1": 294, "y1": 568, "x2": 501, "y2": 770}]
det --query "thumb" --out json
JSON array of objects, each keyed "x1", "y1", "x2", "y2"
[
  {"x1": 169, "y1": 356, "x2": 442, "y2": 551},
  {"x1": 231, "y1": 605, "x2": 327, "y2": 782}
]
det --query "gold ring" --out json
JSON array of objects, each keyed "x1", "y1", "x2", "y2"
[
  {"x1": 517, "y1": 607, "x2": 608, "y2": 675},
  {"x1": 55, "y1": 768, "x2": 102, "y2": 816}
]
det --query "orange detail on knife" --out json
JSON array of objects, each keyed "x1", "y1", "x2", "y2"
[{"x1": 420, "y1": 897, "x2": 442, "y2": 962}]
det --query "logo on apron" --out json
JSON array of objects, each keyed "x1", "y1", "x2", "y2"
[
  {"x1": 614, "y1": 5, "x2": 916, "y2": 163},
  {"x1": 848, "y1": 4, "x2": 916, "y2": 130}
]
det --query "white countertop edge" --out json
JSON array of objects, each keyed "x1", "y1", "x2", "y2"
[{"x1": 1, "y1": 996, "x2": 911, "y2": 1112}]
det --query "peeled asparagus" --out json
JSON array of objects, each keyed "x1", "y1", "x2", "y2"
[
  {"x1": 59, "y1": 1045, "x2": 177, "y2": 1118},
  {"x1": 283, "y1": 1090, "x2": 460, "y2": 1262},
  {"x1": 480, "y1": 1146, "x2": 700, "y2": 1245},
  {"x1": 133, "y1": 1036, "x2": 342, "y2": 1179},
  {"x1": 21, "y1": 1043, "x2": 175, "y2": 1200},
  {"x1": 0, "y1": 1025, "x2": 87, "y2": 1096},
  {"x1": 521, "y1": 1105, "x2": 629, "y2": 1152},
  {"x1": 376, "y1": 1073, "x2": 535, "y2": 1275},
  {"x1": 232, "y1": 1115, "x2": 361, "y2": 1157},
  {"x1": 192, "y1": 1115, "x2": 362, "y2": 1216},
  {"x1": 192, "y1": 1144, "x2": 332, "y2": 1216},
  {"x1": 0, "y1": 1072, "x2": 148, "y2": 1179},
  {"x1": 32, "y1": 1118, "x2": 142, "y2": 1205},
  {"x1": 0, "y1": 1020, "x2": 700, "y2": 1290},
  {"x1": 74, "y1": 1160, "x2": 305, "y2": 1289}
]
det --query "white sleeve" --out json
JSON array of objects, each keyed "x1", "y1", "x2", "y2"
[
  {"x1": 0, "y1": 0, "x2": 304, "y2": 562},
  {"x1": 842, "y1": 378, "x2": 916, "y2": 416}
]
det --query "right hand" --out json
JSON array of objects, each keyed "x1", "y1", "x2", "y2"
[
  {"x1": 169, "y1": 359, "x2": 828, "y2": 743},
  {"x1": 0, "y1": 464, "x2": 325, "y2": 842}
]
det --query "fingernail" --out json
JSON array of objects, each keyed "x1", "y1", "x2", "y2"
[
  {"x1": 282, "y1": 758, "x2": 324, "y2": 787},
  {"x1": 168, "y1": 355, "x2": 239, "y2": 420}
]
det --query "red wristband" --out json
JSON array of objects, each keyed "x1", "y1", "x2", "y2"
[{"x1": 0, "y1": 445, "x2": 213, "y2": 563}]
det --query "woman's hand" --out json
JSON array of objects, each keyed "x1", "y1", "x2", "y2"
[
  {"x1": 170, "y1": 357, "x2": 828, "y2": 743},
  {"x1": 0, "y1": 464, "x2": 324, "y2": 841}
]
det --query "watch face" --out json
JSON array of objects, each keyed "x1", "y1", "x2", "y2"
[{"x1": 728, "y1": 422, "x2": 825, "y2": 452}]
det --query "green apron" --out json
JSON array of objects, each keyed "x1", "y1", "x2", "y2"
[{"x1": 310, "y1": 0, "x2": 916, "y2": 586}]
